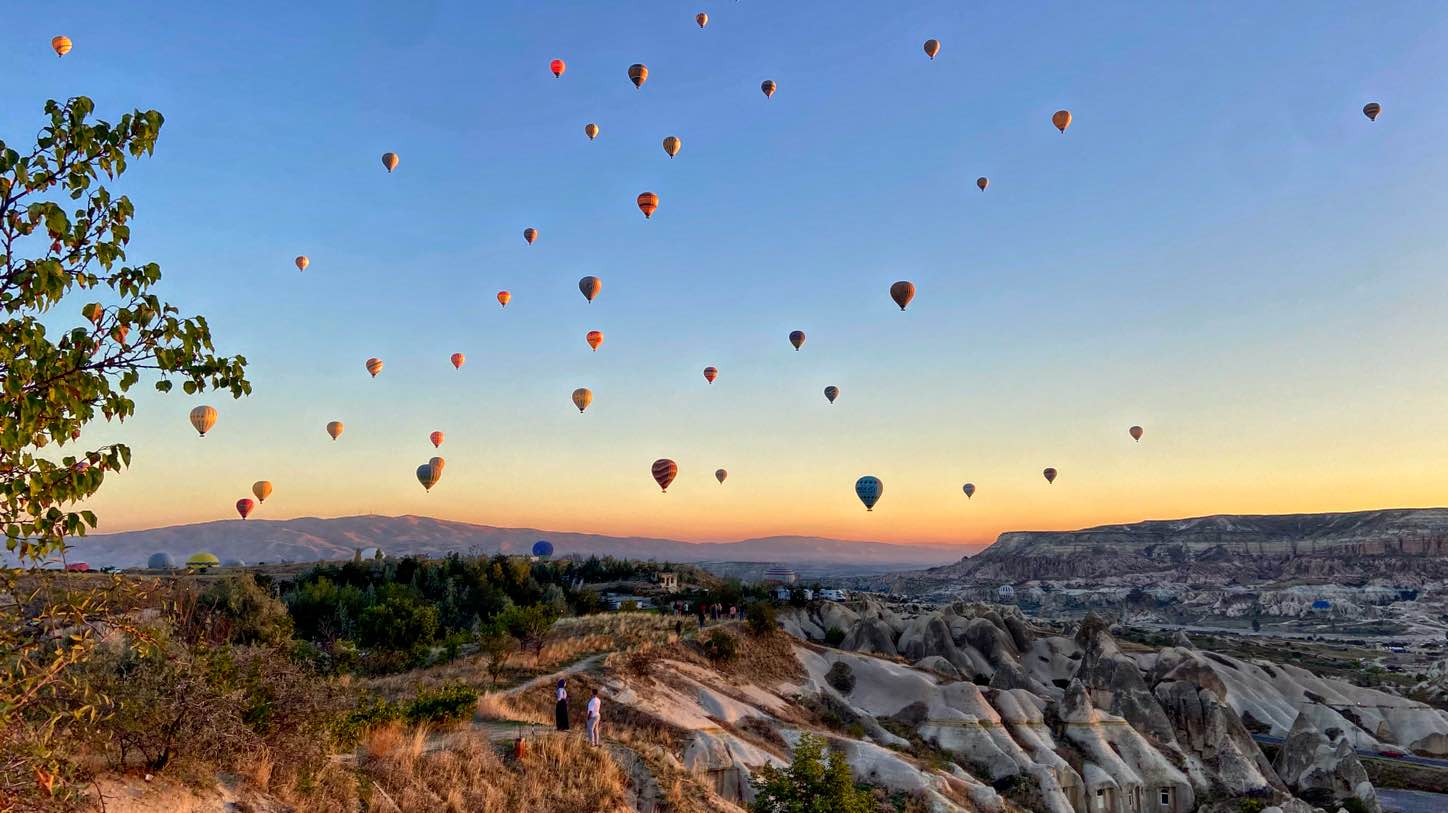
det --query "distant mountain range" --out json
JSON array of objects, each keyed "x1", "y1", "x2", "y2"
[{"x1": 59, "y1": 514, "x2": 966, "y2": 571}]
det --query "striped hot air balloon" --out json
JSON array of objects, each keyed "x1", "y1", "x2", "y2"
[
  {"x1": 890, "y1": 281, "x2": 916, "y2": 311},
  {"x1": 416, "y1": 462, "x2": 441, "y2": 492},
  {"x1": 579, "y1": 276, "x2": 602, "y2": 303},
  {"x1": 761, "y1": 79, "x2": 777, "y2": 98},
  {"x1": 1363, "y1": 102, "x2": 1381, "y2": 121},
  {"x1": 628, "y1": 63, "x2": 649, "y2": 88},
  {"x1": 586, "y1": 330, "x2": 604, "y2": 351},
  {"x1": 189, "y1": 406, "x2": 217, "y2": 437},
  {"x1": 789, "y1": 330, "x2": 805, "y2": 351},
  {"x1": 703, "y1": 366, "x2": 718, "y2": 383},
  {"x1": 1052, "y1": 110, "x2": 1071, "y2": 133},
  {"x1": 366, "y1": 358, "x2": 383, "y2": 378},
  {"x1": 381, "y1": 152, "x2": 399, "y2": 172},
  {"x1": 326, "y1": 421, "x2": 344, "y2": 440},
  {"x1": 430, "y1": 456, "x2": 446, "y2": 475},
  {"x1": 572, "y1": 387, "x2": 593, "y2": 413},
  {"x1": 652, "y1": 458, "x2": 678, "y2": 492},
  {"x1": 430, "y1": 431, "x2": 444, "y2": 448},
  {"x1": 252, "y1": 481, "x2": 272, "y2": 503},
  {"x1": 523, "y1": 227, "x2": 538, "y2": 245},
  {"x1": 637, "y1": 192, "x2": 659, "y2": 219},
  {"x1": 662, "y1": 136, "x2": 681, "y2": 158},
  {"x1": 235, "y1": 498, "x2": 255, "y2": 520},
  {"x1": 550, "y1": 59, "x2": 566, "y2": 78},
  {"x1": 51, "y1": 36, "x2": 72, "y2": 57},
  {"x1": 855, "y1": 476, "x2": 883, "y2": 511},
  {"x1": 497, "y1": 290, "x2": 511, "y2": 308},
  {"x1": 451, "y1": 353, "x2": 465, "y2": 370},
  {"x1": 585, "y1": 122, "x2": 599, "y2": 141}
]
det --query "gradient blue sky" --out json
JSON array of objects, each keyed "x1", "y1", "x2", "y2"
[{"x1": 10, "y1": 2, "x2": 1448, "y2": 547}]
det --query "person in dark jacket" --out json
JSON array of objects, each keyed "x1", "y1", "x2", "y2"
[{"x1": 555, "y1": 678, "x2": 570, "y2": 731}]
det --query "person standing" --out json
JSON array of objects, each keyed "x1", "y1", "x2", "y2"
[
  {"x1": 555, "y1": 679, "x2": 570, "y2": 731},
  {"x1": 586, "y1": 689, "x2": 602, "y2": 747}
]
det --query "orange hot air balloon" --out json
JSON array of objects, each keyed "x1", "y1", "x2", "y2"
[
  {"x1": 365, "y1": 358, "x2": 383, "y2": 378},
  {"x1": 451, "y1": 353, "x2": 465, "y2": 370},
  {"x1": 628, "y1": 63, "x2": 649, "y2": 88},
  {"x1": 189, "y1": 405, "x2": 217, "y2": 437},
  {"x1": 523, "y1": 227, "x2": 538, "y2": 245},
  {"x1": 236, "y1": 498, "x2": 255, "y2": 520},
  {"x1": 1363, "y1": 102, "x2": 1381, "y2": 121},
  {"x1": 696, "y1": 12, "x2": 709, "y2": 28},
  {"x1": 579, "y1": 276, "x2": 602, "y2": 303},
  {"x1": 550, "y1": 59, "x2": 566, "y2": 78},
  {"x1": 761, "y1": 79, "x2": 776, "y2": 98},
  {"x1": 295, "y1": 255, "x2": 309, "y2": 272},
  {"x1": 637, "y1": 192, "x2": 659, "y2": 219},
  {"x1": 651, "y1": 458, "x2": 678, "y2": 492},
  {"x1": 824, "y1": 385, "x2": 839, "y2": 404},
  {"x1": 662, "y1": 136, "x2": 681, "y2": 158},
  {"x1": 703, "y1": 366, "x2": 718, "y2": 383},
  {"x1": 1129, "y1": 425, "x2": 1144, "y2": 442},
  {"x1": 252, "y1": 480, "x2": 273, "y2": 503},
  {"x1": 430, "y1": 431, "x2": 444, "y2": 448},
  {"x1": 430, "y1": 456, "x2": 446, "y2": 475},
  {"x1": 976, "y1": 177, "x2": 989, "y2": 191},
  {"x1": 51, "y1": 36, "x2": 72, "y2": 57},
  {"x1": 381, "y1": 152, "x2": 399, "y2": 172},
  {"x1": 497, "y1": 290, "x2": 511, "y2": 308},
  {"x1": 1052, "y1": 110, "x2": 1071, "y2": 133},
  {"x1": 1043, "y1": 467, "x2": 1058, "y2": 484},
  {"x1": 789, "y1": 330, "x2": 805, "y2": 351},
  {"x1": 326, "y1": 421, "x2": 344, "y2": 440},
  {"x1": 585, "y1": 122, "x2": 599, "y2": 141},
  {"x1": 571, "y1": 387, "x2": 593, "y2": 413},
  {"x1": 923, "y1": 39, "x2": 940, "y2": 60},
  {"x1": 586, "y1": 330, "x2": 604, "y2": 351},
  {"x1": 890, "y1": 281, "x2": 916, "y2": 311}
]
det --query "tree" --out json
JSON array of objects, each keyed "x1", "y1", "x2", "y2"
[
  {"x1": 475, "y1": 619, "x2": 517, "y2": 688},
  {"x1": 0, "y1": 97, "x2": 249, "y2": 805},
  {"x1": 499, "y1": 603, "x2": 558, "y2": 659},
  {"x1": 750, "y1": 733, "x2": 873, "y2": 813}
]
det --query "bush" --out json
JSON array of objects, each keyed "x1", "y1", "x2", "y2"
[
  {"x1": 1339, "y1": 798, "x2": 1372, "y2": 813},
  {"x1": 746, "y1": 602, "x2": 777, "y2": 636},
  {"x1": 404, "y1": 684, "x2": 479, "y2": 725},
  {"x1": 824, "y1": 626, "x2": 846, "y2": 646},
  {"x1": 751, "y1": 733, "x2": 873, "y2": 813},
  {"x1": 702, "y1": 629, "x2": 738, "y2": 662},
  {"x1": 333, "y1": 697, "x2": 402, "y2": 748},
  {"x1": 825, "y1": 661, "x2": 856, "y2": 694}
]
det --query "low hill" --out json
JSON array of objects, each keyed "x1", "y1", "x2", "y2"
[{"x1": 60, "y1": 514, "x2": 964, "y2": 571}]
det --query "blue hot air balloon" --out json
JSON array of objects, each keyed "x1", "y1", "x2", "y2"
[
  {"x1": 855, "y1": 476, "x2": 883, "y2": 511},
  {"x1": 532, "y1": 540, "x2": 555, "y2": 559}
]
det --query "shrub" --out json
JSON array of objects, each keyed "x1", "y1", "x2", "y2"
[
  {"x1": 333, "y1": 697, "x2": 402, "y2": 748},
  {"x1": 703, "y1": 629, "x2": 738, "y2": 662},
  {"x1": 746, "y1": 602, "x2": 777, "y2": 636},
  {"x1": 1237, "y1": 800, "x2": 1267, "y2": 813},
  {"x1": 751, "y1": 733, "x2": 873, "y2": 813},
  {"x1": 824, "y1": 626, "x2": 846, "y2": 646},
  {"x1": 1339, "y1": 798, "x2": 1372, "y2": 813},
  {"x1": 825, "y1": 661, "x2": 856, "y2": 694},
  {"x1": 187, "y1": 574, "x2": 294, "y2": 646},
  {"x1": 404, "y1": 684, "x2": 479, "y2": 725}
]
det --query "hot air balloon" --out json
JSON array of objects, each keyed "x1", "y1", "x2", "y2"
[
  {"x1": 976, "y1": 177, "x2": 989, "y2": 191},
  {"x1": 962, "y1": 483, "x2": 976, "y2": 499},
  {"x1": 586, "y1": 330, "x2": 604, "y2": 351},
  {"x1": 236, "y1": 498, "x2": 255, "y2": 520},
  {"x1": 703, "y1": 366, "x2": 718, "y2": 383},
  {"x1": 497, "y1": 290, "x2": 511, "y2": 308},
  {"x1": 252, "y1": 481, "x2": 273, "y2": 503},
  {"x1": 890, "y1": 281, "x2": 916, "y2": 311},
  {"x1": 579, "y1": 276, "x2": 602, "y2": 303},
  {"x1": 1129, "y1": 425, "x2": 1144, "y2": 442},
  {"x1": 715, "y1": 468, "x2": 727, "y2": 483},
  {"x1": 326, "y1": 421, "x2": 344, "y2": 440},
  {"x1": 662, "y1": 136, "x2": 681, "y2": 158},
  {"x1": 523, "y1": 227, "x2": 538, "y2": 245},
  {"x1": 189, "y1": 406, "x2": 217, "y2": 437},
  {"x1": 824, "y1": 385, "x2": 839, "y2": 404},
  {"x1": 761, "y1": 80, "x2": 776, "y2": 98},
  {"x1": 1052, "y1": 110, "x2": 1071, "y2": 133},
  {"x1": 416, "y1": 462, "x2": 440, "y2": 492},
  {"x1": 51, "y1": 36, "x2": 72, "y2": 57},
  {"x1": 382, "y1": 152, "x2": 399, "y2": 172},
  {"x1": 532, "y1": 540, "x2": 554, "y2": 558},
  {"x1": 923, "y1": 39, "x2": 941, "y2": 59},
  {"x1": 366, "y1": 358, "x2": 383, "y2": 378},
  {"x1": 696, "y1": 12, "x2": 709, "y2": 28},
  {"x1": 855, "y1": 476, "x2": 883, "y2": 511},
  {"x1": 1043, "y1": 467, "x2": 1058, "y2": 484},
  {"x1": 789, "y1": 330, "x2": 805, "y2": 351},
  {"x1": 451, "y1": 353, "x2": 465, "y2": 370},
  {"x1": 585, "y1": 122, "x2": 599, "y2": 141},
  {"x1": 628, "y1": 63, "x2": 649, "y2": 88},
  {"x1": 295, "y1": 255, "x2": 309, "y2": 272},
  {"x1": 1363, "y1": 102, "x2": 1381, "y2": 121},
  {"x1": 550, "y1": 59, "x2": 566, "y2": 78},
  {"x1": 572, "y1": 387, "x2": 593, "y2": 413},
  {"x1": 637, "y1": 192, "x2": 659, "y2": 219},
  {"x1": 430, "y1": 456, "x2": 446, "y2": 475},
  {"x1": 652, "y1": 458, "x2": 678, "y2": 492},
  {"x1": 430, "y1": 431, "x2": 444, "y2": 448}
]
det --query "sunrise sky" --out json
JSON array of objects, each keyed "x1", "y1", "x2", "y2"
[{"x1": 10, "y1": 2, "x2": 1448, "y2": 548}]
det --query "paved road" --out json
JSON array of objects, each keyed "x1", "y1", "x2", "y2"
[
  {"x1": 1379, "y1": 788, "x2": 1448, "y2": 813},
  {"x1": 1251, "y1": 733, "x2": 1448, "y2": 769}
]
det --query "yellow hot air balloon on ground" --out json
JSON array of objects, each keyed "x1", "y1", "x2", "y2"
[
  {"x1": 572, "y1": 388, "x2": 593, "y2": 413},
  {"x1": 252, "y1": 481, "x2": 273, "y2": 503},
  {"x1": 663, "y1": 136, "x2": 681, "y2": 158},
  {"x1": 585, "y1": 122, "x2": 599, "y2": 141},
  {"x1": 294, "y1": 255, "x2": 309, "y2": 272},
  {"x1": 381, "y1": 152, "x2": 399, "y2": 172},
  {"x1": 923, "y1": 39, "x2": 940, "y2": 60},
  {"x1": 1052, "y1": 110, "x2": 1072, "y2": 133},
  {"x1": 51, "y1": 36, "x2": 72, "y2": 57},
  {"x1": 326, "y1": 421, "x2": 344, "y2": 440},
  {"x1": 189, "y1": 406, "x2": 217, "y2": 437},
  {"x1": 366, "y1": 358, "x2": 383, "y2": 378}
]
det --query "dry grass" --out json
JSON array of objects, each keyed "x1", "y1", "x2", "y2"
[
  {"x1": 475, "y1": 691, "x2": 550, "y2": 726},
  {"x1": 357, "y1": 728, "x2": 631, "y2": 813}
]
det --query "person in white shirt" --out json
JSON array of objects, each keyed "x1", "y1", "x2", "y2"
[{"x1": 585, "y1": 689, "x2": 602, "y2": 747}]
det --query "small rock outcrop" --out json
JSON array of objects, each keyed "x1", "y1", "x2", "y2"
[
  {"x1": 1072, "y1": 614, "x2": 1178, "y2": 744},
  {"x1": 1273, "y1": 712, "x2": 1380, "y2": 813}
]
